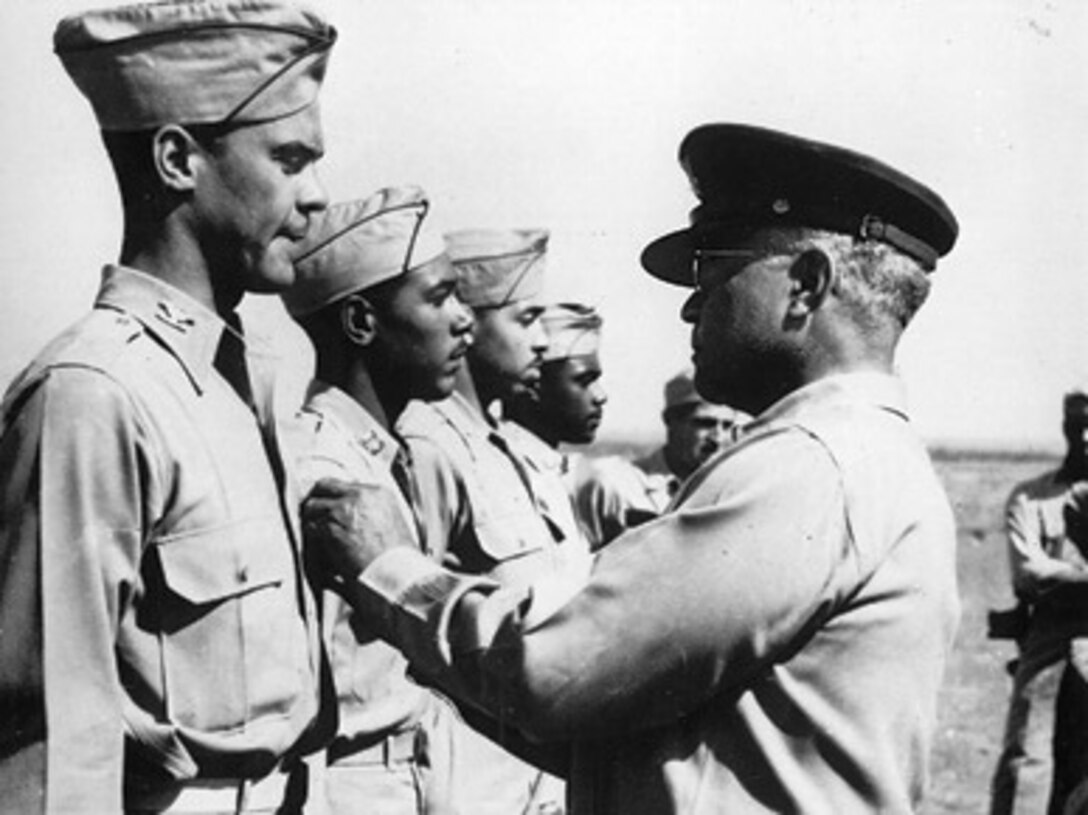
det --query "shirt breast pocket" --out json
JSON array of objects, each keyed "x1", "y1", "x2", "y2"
[{"x1": 152, "y1": 518, "x2": 291, "y2": 732}]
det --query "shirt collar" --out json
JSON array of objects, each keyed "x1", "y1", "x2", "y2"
[
  {"x1": 304, "y1": 380, "x2": 401, "y2": 467},
  {"x1": 750, "y1": 371, "x2": 909, "y2": 431},
  {"x1": 94, "y1": 265, "x2": 227, "y2": 394},
  {"x1": 501, "y1": 419, "x2": 564, "y2": 472}
]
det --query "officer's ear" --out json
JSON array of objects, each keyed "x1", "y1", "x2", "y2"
[
  {"x1": 340, "y1": 294, "x2": 378, "y2": 347},
  {"x1": 786, "y1": 248, "x2": 834, "y2": 317},
  {"x1": 151, "y1": 125, "x2": 200, "y2": 193}
]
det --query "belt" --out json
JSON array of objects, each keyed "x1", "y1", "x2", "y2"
[
  {"x1": 126, "y1": 760, "x2": 306, "y2": 813},
  {"x1": 327, "y1": 727, "x2": 419, "y2": 768}
]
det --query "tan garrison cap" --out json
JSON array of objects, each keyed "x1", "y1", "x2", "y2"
[
  {"x1": 54, "y1": 0, "x2": 337, "y2": 131},
  {"x1": 445, "y1": 228, "x2": 548, "y2": 308},
  {"x1": 663, "y1": 369, "x2": 702, "y2": 412},
  {"x1": 663, "y1": 368, "x2": 748, "y2": 423},
  {"x1": 541, "y1": 303, "x2": 602, "y2": 362},
  {"x1": 283, "y1": 186, "x2": 447, "y2": 318}
]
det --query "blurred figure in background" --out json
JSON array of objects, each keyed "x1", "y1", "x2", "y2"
[
  {"x1": 574, "y1": 368, "x2": 748, "y2": 549},
  {"x1": 991, "y1": 387, "x2": 1088, "y2": 815},
  {"x1": 503, "y1": 301, "x2": 606, "y2": 545},
  {"x1": 282, "y1": 188, "x2": 474, "y2": 814}
]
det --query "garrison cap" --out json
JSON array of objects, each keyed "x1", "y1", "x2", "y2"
[
  {"x1": 541, "y1": 303, "x2": 603, "y2": 362},
  {"x1": 446, "y1": 228, "x2": 548, "y2": 308},
  {"x1": 663, "y1": 368, "x2": 704, "y2": 412},
  {"x1": 662, "y1": 367, "x2": 746, "y2": 423},
  {"x1": 283, "y1": 186, "x2": 447, "y2": 318},
  {"x1": 54, "y1": 0, "x2": 337, "y2": 132},
  {"x1": 642, "y1": 123, "x2": 959, "y2": 285}
]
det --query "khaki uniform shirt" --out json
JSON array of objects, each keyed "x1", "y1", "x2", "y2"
[
  {"x1": 292, "y1": 383, "x2": 439, "y2": 758},
  {"x1": 573, "y1": 448, "x2": 674, "y2": 550},
  {"x1": 499, "y1": 420, "x2": 592, "y2": 582},
  {"x1": 396, "y1": 393, "x2": 572, "y2": 814},
  {"x1": 357, "y1": 373, "x2": 961, "y2": 814},
  {"x1": 1005, "y1": 470, "x2": 1088, "y2": 653},
  {"x1": 397, "y1": 393, "x2": 582, "y2": 588},
  {"x1": 0, "y1": 267, "x2": 322, "y2": 814}
]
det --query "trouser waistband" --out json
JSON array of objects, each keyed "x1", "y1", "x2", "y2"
[{"x1": 126, "y1": 759, "x2": 307, "y2": 813}]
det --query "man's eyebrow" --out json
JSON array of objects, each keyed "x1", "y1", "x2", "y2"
[{"x1": 273, "y1": 141, "x2": 324, "y2": 161}]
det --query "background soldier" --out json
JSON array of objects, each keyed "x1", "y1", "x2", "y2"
[
  {"x1": 0, "y1": 2, "x2": 336, "y2": 812},
  {"x1": 575, "y1": 368, "x2": 747, "y2": 550},
  {"x1": 991, "y1": 388, "x2": 1088, "y2": 815},
  {"x1": 502, "y1": 302, "x2": 606, "y2": 546},
  {"x1": 282, "y1": 187, "x2": 475, "y2": 814},
  {"x1": 304, "y1": 122, "x2": 962, "y2": 813}
]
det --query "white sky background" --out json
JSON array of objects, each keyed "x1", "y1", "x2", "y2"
[{"x1": 1, "y1": 0, "x2": 1086, "y2": 452}]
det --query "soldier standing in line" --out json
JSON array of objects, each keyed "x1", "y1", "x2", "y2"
[
  {"x1": 0, "y1": 2, "x2": 337, "y2": 811},
  {"x1": 281, "y1": 187, "x2": 476, "y2": 814},
  {"x1": 502, "y1": 302, "x2": 607, "y2": 547},
  {"x1": 395, "y1": 229, "x2": 583, "y2": 814}
]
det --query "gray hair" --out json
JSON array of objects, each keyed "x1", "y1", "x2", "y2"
[{"x1": 785, "y1": 228, "x2": 932, "y2": 330}]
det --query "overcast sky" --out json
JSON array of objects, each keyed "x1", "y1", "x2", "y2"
[{"x1": 2, "y1": 0, "x2": 1085, "y2": 452}]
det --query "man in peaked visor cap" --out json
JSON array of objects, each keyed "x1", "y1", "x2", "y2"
[
  {"x1": 0, "y1": 2, "x2": 335, "y2": 812},
  {"x1": 303, "y1": 122, "x2": 961, "y2": 814}
]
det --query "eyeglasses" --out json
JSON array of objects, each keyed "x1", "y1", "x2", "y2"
[{"x1": 691, "y1": 248, "x2": 791, "y2": 292}]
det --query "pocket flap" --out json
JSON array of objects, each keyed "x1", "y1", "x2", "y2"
[{"x1": 156, "y1": 518, "x2": 286, "y2": 605}]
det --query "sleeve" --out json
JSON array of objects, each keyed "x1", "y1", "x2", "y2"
[
  {"x1": 0, "y1": 368, "x2": 149, "y2": 813},
  {"x1": 350, "y1": 430, "x2": 856, "y2": 743},
  {"x1": 1006, "y1": 485, "x2": 1087, "y2": 603},
  {"x1": 575, "y1": 459, "x2": 654, "y2": 550}
]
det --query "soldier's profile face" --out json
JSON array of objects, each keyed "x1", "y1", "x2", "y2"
[
  {"x1": 683, "y1": 247, "x2": 794, "y2": 413},
  {"x1": 468, "y1": 297, "x2": 548, "y2": 401},
  {"x1": 537, "y1": 353, "x2": 607, "y2": 444},
  {"x1": 192, "y1": 104, "x2": 328, "y2": 296},
  {"x1": 372, "y1": 255, "x2": 474, "y2": 401}
]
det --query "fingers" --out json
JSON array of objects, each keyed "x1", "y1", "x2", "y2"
[{"x1": 306, "y1": 477, "x2": 357, "y2": 499}]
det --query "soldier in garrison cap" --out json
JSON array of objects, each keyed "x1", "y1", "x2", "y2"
[
  {"x1": 0, "y1": 2, "x2": 336, "y2": 812},
  {"x1": 501, "y1": 302, "x2": 606, "y2": 553},
  {"x1": 990, "y1": 387, "x2": 1088, "y2": 815},
  {"x1": 302, "y1": 123, "x2": 961, "y2": 814},
  {"x1": 282, "y1": 187, "x2": 474, "y2": 815},
  {"x1": 383, "y1": 228, "x2": 577, "y2": 815},
  {"x1": 574, "y1": 367, "x2": 747, "y2": 551}
]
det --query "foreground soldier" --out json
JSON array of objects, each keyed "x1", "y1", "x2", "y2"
[
  {"x1": 502, "y1": 302, "x2": 607, "y2": 546},
  {"x1": 305, "y1": 122, "x2": 961, "y2": 813},
  {"x1": 574, "y1": 368, "x2": 746, "y2": 549},
  {"x1": 0, "y1": 2, "x2": 336, "y2": 812},
  {"x1": 283, "y1": 187, "x2": 474, "y2": 814}
]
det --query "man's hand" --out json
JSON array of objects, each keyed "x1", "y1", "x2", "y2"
[{"x1": 302, "y1": 478, "x2": 415, "y2": 581}]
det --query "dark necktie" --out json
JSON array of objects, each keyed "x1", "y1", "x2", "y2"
[
  {"x1": 214, "y1": 314, "x2": 255, "y2": 412},
  {"x1": 390, "y1": 444, "x2": 429, "y2": 553}
]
